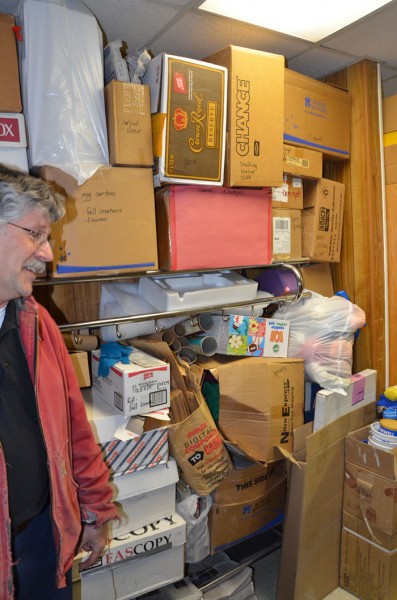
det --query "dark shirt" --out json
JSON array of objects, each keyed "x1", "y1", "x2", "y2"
[{"x1": 0, "y1": 300, "x2": 49, "y2": 527}]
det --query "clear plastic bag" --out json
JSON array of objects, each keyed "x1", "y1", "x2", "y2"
[
  {"x1": 176, "y1": 483, "x2": 213, "y2": 563},
  {"x1": 273, "y1": 293, "x2": 366, "y2": 394},
  {"x1": 15, "y1": 0, "x2": 109, "y2": 184}
]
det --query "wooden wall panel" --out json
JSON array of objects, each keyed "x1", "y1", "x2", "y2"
[
  {"x1": 386, "y1": 185, "x2": 397, "y2": 384},
  {"x1": 326, "y1": 60, "x2": 386, "y2": 393}
]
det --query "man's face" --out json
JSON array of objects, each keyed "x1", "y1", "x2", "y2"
[{"x1": 0, "y1": 207, "x2": 53, "y2": 306}]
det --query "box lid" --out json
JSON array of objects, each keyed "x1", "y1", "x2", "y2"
[{"x1": 110, "y1": 457, "x2": 178, "y2": 500}]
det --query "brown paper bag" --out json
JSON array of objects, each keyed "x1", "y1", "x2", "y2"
[{"x1": 168, "y1": 396, "x2": 232, "y2": 496}]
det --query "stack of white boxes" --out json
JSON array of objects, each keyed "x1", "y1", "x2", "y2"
[{"x1": 73, "y1": 345, "x2": 186, "y2": 600}]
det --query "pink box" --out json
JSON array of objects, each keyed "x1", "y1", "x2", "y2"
[{"x1": 155, "y1": 185, "x2": 272, "y2": 271}]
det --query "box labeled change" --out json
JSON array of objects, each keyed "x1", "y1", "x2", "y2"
[{"x1": 91, "y1": 346, "x2": 170, "y2": 417}]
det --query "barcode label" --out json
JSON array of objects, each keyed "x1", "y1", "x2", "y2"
[
  {"x1": 114, "y1": 391, "x2": 123, "y2": 411},
  {"x1": 274, "y1": 217, "x2": 290, "y2": 231},
  {"x1": 149, "y1": 389, "x2": 168, "y2": 407}
]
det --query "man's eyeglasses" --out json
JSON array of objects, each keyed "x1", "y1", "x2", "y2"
[{"x1": 7, "y1": 222, "x2": 54, "y2": 249}]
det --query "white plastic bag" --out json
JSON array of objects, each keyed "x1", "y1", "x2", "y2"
[
  {"x1": 273, "y1": 293, "x2": 366, "y2": 394},
  {"x1": 177, "y1": 483, "x2": 213, "y2": 563},
  {"x1": 15, "y1": 0, "x2": 109, "y2": 184}
]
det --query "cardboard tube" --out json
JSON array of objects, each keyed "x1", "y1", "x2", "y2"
[
  {"x1": 62, "y1": 332, "x2": 99, "y2": 352},
  {"x1": 174, "y1": 313, "x2": 214, "y2": 337},
  {"x1": 185, "y1": 335, "x2": 217, "y2": 356}
]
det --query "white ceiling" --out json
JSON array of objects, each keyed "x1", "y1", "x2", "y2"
[{"x1": 2, "y1": 0, "x2": 397, "y2": 96}]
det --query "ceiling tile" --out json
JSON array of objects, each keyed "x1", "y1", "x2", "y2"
[{"x1": 288, "y1": 46, "x2": 360, "y2": 79}]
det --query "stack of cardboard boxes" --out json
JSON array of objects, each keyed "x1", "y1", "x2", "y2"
[{"x1": 72, "y1": 346, "x2": 187, "y2": 599}]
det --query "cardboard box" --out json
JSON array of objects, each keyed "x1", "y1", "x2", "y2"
[
  {"x1": 0, "y1": 112, "x2": 28, "y2": 171},
  {"x1": 344, "y1": 424, "x2": 397, "y2": 541},
  {"x1": 105, "y1": 81, "x2": 153, "y2": 167},
  {"x1": 0, "y1": 14, "x2": 22, "y2": 112},
  {"x1": 74, "y1": 513, "x2": 186, "y2": 599},
  {"x1": 314, "y1": 369, "x2": 377, "y2": 431},
  {"x1": 91, "y1": 346, "x2": 170, "y2": 417},
  {"x1": 302, "y1": 178, "x2": 345, "y2": 262},
  {"x1": 383, "y1": 94, "x2": 397, "y2": 134},
  {"x1": 69, "y1": 350, "x2": 91, "y2": 388},
  {"x1": 340, "y1": 527, "x2": 397, "y2": 600},
  {"x1": 272, "y1": 207, "x2": 302, "y2": 261},
  {"x1": 272, "y1": 174, "x2": 303, "y2": 209},
  {"x1": 109, "y1": 458, "x2": 178, "y2": 537},
  {"x1": 384, "y1": 143, "x2": 397, "y2": 184},
  {"x1": 40, "y1": 165, "x2": 158, "y2": 277},
  {"x1": 283, "y1": 144, "x2": 322, "y2": 179},
  {"x1": 276, "y1": 404, "x2": 376, "y2": 600},
  {"x1": 204, "y1": 45, "x2": 285, "y2": 188},
  {"x1": 206, "y1": 313, "x2": 290, "y2": 358},
  {"x1": 209, "y1": 443, "x2": 286, "y2": 553},
  {"x1": 300, "y1": 263, "x2": 334, "y2": 296},
  {"x1": 200, "y1": 355, "x2": 304, "y2": 463},
  {"x1": 142, "y1": 53, "x2": 227, "y2": 186},
  {"x1": 284, "y1": 68, "x2": 351, "y2": 159},
  {"x1": 83, "y1": 389, "x2": 169, "y2": 476},
  {"x1": 155, "y1": 184, "x2": 272, "y2": 271}
]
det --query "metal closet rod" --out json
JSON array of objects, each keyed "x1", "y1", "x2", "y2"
[{"x1": 58, "y1": 290, "x2": 312, "y2": 333}]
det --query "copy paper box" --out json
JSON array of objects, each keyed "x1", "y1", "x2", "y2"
[
  {"x1": 276, "y1": 404, "x2": 375, "y2": 600},
  {"x1": 0, "y1": 112, "x2": 28, "y2": 171},
  {"x1": 204, "y1": 45, "x2": 284, "y2": 188},
  {"x1": 91, "y1": 346, "x2": 170, "y2": 417},
  {"x1": 74, "y1": 513, "x2": 186, "y2": 599},
  {"x1": 340, "y1": 528, "x2": 397, "y2": 600},
  {"x1": 199, "y1": 355, "x2": 304, "y2": 463},
  {"x1": 283, "y1": 144, "x2": 322, "y2": 179},
  {"x1": 142, "y1": 53, "x2": 227, "y2": 186},
  {"x1": 272, "y1": 207, "x2": 302, "y2": 261},
  {"x1": 83, "y1": 389, "x2": 169, "y2": 476},
  {"x1": 105, "y1": 81, "x2": 153, "y2": 167},
  {"x1": 302, "y1": 178, "x2": 345, "y2": 262},
  {"x1": 284, "y1": 68, "x2": 351, "y2": 159},
  {"x1": 155, "y1": 184, "x2": 272, "y2": 271},
  {"x1": 0, "y1": 14, "x2": 22, "y2": 112},
  {"x1": 344, "y1": 425, "x2": 397, "y2": 539},
  {"x1": 272, "y1": 174, "x2": 303, "y2": 209},
  {"x1": 209, "y1": 443, "x2": 286, "y2": 553},
  {"x1": 40, "y1": 165, "x2": 158, "y2": 277},
  {"x1": 109, "y1": 458, "x2": 178, "y2": 537}
]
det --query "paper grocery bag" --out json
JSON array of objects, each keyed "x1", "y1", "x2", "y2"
[{"x1": 168, "y1": 397, "x2": 232, "y2": 496}]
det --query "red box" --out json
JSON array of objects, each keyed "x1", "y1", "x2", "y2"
[{"x1": 155, "y1": 185, "x2": 272, "y2": 271}]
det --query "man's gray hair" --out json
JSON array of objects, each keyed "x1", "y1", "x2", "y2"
[{"x1": 0, "y1": 163, "x2": 66, "y2": 227}]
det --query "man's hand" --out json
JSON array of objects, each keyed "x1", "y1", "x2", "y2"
[{"x1": 78, "y1": 523, "x2": 109, "y2": 571}]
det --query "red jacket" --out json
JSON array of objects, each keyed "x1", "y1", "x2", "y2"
[{"x1": 1, "y1": 296, "x2": 118, "y2": 598}]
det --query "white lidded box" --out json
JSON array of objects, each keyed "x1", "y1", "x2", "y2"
[
  {"x1": 109, "y1": 457, "x2": 178, "y2": 537},
  {"x1": 83, "y1": 389, "x2": 169, "y2": 476},
  {"x1": 75, "y1": 513, "x2": 186, "y2": 600},
  {"x1": 91, "y1": 345, "x2": 170, "y2": 417},
  {"x1": 138, "y1": 270, "x2": 258, "y2": 312}
]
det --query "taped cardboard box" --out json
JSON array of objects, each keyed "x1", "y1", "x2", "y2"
[
  {"x1": 272, "y1": 207, "x2": 302, "y2": 261},
  {"x1": 283, "y1": 144, "x2": 322, "y2": 179},
  {"x1": 142, "y1": 53, "x2": 227, "y2": 186},
  {"x1": 209, "y1": 442, "x2": 286, "y2": 553},
  {"x1": 284, "y1": 68, "x2": 351, "y2": 159},
  {"x1": 343, "y1": 424, "x2": 397, "y2": 544},
  {"x1": 302, "y1": 178, "x2": 345, "y2": 262},
  {"x1": 40, "y1": 165, "x2": 158, "y2": 277},
  {"x1": 204, "y1": 44, "x2": 284, "y2": 188},
  {"x1": 0, "y1": 14, "x2": 22, "y2": 112},
  {"x1": 105, "y1": 80, "x2": 153, "y2": 167},
  {"x1": 272, "y1": 174, "x2": 303, "y2": 210},
  {"x1": 155, "y1": 184, "x2": 272, "y2": 271},
  {"x1": 69, "y1": 351, "x2": 91, "y2": 388},
  {"x1": 340, "y1": 527, "x2": 397, "y2": 600},
  {"x1": 199, "y1": 355, "x2": 304, "y2": 463},
  {"x1": 276, "y1": 403, "x2": 376, "y2": 600}
]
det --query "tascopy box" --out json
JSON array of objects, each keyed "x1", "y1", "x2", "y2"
[
  {"x1": 91, "y1": 346, "x2": 170, "y2": 417},
  {"x1": 142, "y1": 53, "x2": 227, "y2": 186},
  {"x1": 74, "y1": 514, "x2": 186, "y2": 600},
  {"x1": 204, "y1": 45, "x2": 285, "y2": 188},
  {"x1": 40, "y1": 165, "x2": 158, "y2": 277},
  {"x1": 155, "y1": 184, "x2": 272, "y2": 271}
]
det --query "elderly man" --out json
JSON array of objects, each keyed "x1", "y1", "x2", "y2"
[{"x1": 0, "y1": 164, "x2": 119, "y2": 600}]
